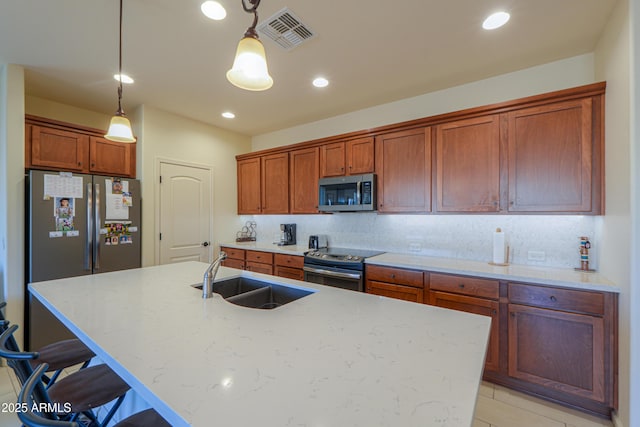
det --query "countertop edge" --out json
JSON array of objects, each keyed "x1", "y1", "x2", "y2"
[{"x1": 365, "y1": 253, "x2": 620, "y2": 293}]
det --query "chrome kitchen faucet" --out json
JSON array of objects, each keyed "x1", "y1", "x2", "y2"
[{"x1": 202, "y1": 251, "x2": 227, "y2": 299}]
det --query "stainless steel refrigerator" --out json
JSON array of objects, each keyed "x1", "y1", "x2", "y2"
[{"x1": 26, "y1": 170, "x2": 141, "y2": 350}]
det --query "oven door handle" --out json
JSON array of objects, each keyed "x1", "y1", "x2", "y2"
[{"x1": 303, "y1": 266, "x2": 362, "y2": 280}]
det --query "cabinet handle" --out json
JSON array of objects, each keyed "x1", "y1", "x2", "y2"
[
  {"x1": 391, "y1": 274, "x2": 396, "y2": 279},
  {"x1": 492, "y1": 309, "x2": 497, "y2": 315},
  {"x1": 91, "y1": 163, "x2": 95, "y2": 168},
  {"x1": 78, "y1": 162, "x2": 82, "y2": 166},
  {"x1": 550, "y1": 295, "x2": 557, "y2": 302},
  {"x1": 458, "y1": 283, "x2": 465, "y2": 289}
]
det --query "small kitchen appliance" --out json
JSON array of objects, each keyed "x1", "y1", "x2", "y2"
[
  {"x1": 303, "y1": 247, "x2": 384, "y2": 291},
  {"x1": 308, "y1": 234, "x2": 328, "y2": 250},
  {"x1": 279, "y1": 223, "x2": 296, "y2": 246}
]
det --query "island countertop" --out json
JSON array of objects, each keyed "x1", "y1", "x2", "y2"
[{"x1": 29, "y1": 262, "x2": 490, "y2": 427}]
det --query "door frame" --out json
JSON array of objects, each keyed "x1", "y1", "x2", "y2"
[{"x1": 154, "y1": 157, "x2": 214, "y2": 265}]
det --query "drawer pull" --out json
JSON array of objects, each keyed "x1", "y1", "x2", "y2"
[
  {"x1": 458, "y1": 284, "x2": 465, "y2": 289},
  {"x1": 550, "y1": 295, "x2": 557, "y2": 302},
  {"x1": 391, "y1": 274, "x2": 396, "y2": 279}
]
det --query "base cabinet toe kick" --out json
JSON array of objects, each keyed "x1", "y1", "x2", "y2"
[{"x1": 365, "y1": 265, "x2": 618, "y2": 419}]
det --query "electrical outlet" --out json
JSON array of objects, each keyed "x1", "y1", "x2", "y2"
[
  {"x1": 527, "y1": 250, "x2": 546, "y2": 262},
  {"x1": 408, "y1": 242, "x2": 422, "y2": 252}
]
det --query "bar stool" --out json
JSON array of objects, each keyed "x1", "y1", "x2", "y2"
[
  {"x1": 19, "y1": 364, "x2": 171, "y2": 427},
  {"x1": 0, "y1": 324, "x2": 130, "y2": 427},
  {"x1": 0, "y1": 302, "x2": 95, "y2": 386}
]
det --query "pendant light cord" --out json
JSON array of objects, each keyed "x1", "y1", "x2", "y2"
[
  {"x1": 241, "y1": 0, "x2": 260, "y2": 38},
  {"x1": 117, "y1": 0, "x2": 124, "y2": 115}
]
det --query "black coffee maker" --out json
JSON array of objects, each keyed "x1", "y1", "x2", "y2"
[{"x1": 278, "y1": 224, "x2": 296, "y2": 246}]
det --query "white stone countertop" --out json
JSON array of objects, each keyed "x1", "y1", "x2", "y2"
[
  {"x1": 29, "y1": 262, "x2": 490, "y2": 427},
  {"x1": 366, "y1": 252, "x2": 620, "y2": 293},
  {"x1": 220, "y1": 241, "x2": 309, "y2": 255}
]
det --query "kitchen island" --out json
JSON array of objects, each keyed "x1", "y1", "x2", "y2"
[{"x1": 29, "y1": 262, "x2": 491, "y2": 427}]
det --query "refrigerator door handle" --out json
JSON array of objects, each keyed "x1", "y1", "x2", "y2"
[
  {"x1": 85, "y1": 183, "x2": 93, "y2": 271},
  {"x1": 94, "y1": 183, "x2": 101, "y2": 270}
]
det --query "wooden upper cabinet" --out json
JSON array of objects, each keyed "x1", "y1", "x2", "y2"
[
  {"x1": 320, "y1": 137, "x2": 374, "y2": 177},
  {"x1": 25, "y1": 117, "x2": 137, "y2": 178},
  {"x1": 507, "y1": 98, "x2": 596, "y2": 213},
  {"x1": 89, "y1": 136, "x2": 135, "y2": 177},
  {"x1": 290, "y1": 147, "x2": 319, "y2": 214},
  {"x1": 237, "y1": 157, "x2": 262, "y2": 214},
  {"x1": 28, "y1": 125, "x2": 89, "y2": 172},
  {"x1": 375, "y1": 128, "x2": 432, "y2": 213},
  {"x1": 261, "y1": 153, "x2": 289, "y2": 214},
  {"x1": 435, "y1": 115, "x2": 501, "y2": 212}
]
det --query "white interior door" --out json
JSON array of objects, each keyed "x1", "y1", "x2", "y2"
[{"x1": 159, "y1": 162, "x2": 212, "y2": 264}]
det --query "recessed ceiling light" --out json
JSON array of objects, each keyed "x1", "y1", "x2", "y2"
[
  {"x1": 201, "y1": 1, "x2": 226, "y2": 20},
  {"x1": 312, "y1": 77, "x2": 329, "y2": 88},
  {"x1": 483, "y1": 11, "x2": 510, "y2": 30},
  {"x1": 113, "y1": 73, "x2": 134, "y2": 84},
  {"x1": 222, "y1": 111, "x2": 235, "y2": 119}
]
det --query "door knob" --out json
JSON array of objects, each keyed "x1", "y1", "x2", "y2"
[{"x1": 202, "y1": 242, "x2": 210, "y2": 247}]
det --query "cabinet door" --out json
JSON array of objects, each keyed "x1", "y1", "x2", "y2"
[
  {"x1": 275, "y1": 265, "x2": 304, "y2": 280},
  {"x1": 430, "y1": 291, "x2": 500, "y2": 372},
  {"x1": 29, "y1": 125, "x2": 89, "y2": 172},
  {"x1": 89, "y1": 137, "x2": 135, "y2": 177},
  {"x1": 261, "y1": 153, "x2": 289, "y2": 214},
  {"x1": 320, "y1": 142, "x2": 346, "y2": 177},
  {"x1": 347, "y1": 137, "x2": 374, "y2": 175},
  {"x1": 237, "y1": 158, "x2": 262, "y2": 214},
  {"x1": 435, "y1": 115, "x2": 500, "y2": 212},
  {"x1": 222, "y1": 258, "x2": 245, "y2": 269},
  {"x1": 366, "y1": 280, "x2": 424, "y2": 303},
  {"x1": 375, "y1": 127, "x2": 432, "y2": 212},
  {"x1": 245, "y1": 261, "x2": 273, "y2": 275},
  {"x1": 290, "y1": 147, "x2": 319, "y2": 213},
  {"x1": 508, "y1": 304, "x2": 605, "y2": 402},
  {"x1": 507, "y1": 99, "x2": 593, "y2": 212}
]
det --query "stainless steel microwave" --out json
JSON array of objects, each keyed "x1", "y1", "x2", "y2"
[{"x1": 318, "y1": 173, "x2": 376, "y2": 212}]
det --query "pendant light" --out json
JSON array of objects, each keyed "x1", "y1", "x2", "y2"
[
  {"x1": 105, "y1": 0, "x2": 136, "y2": 143},
  {"x1": 226, "y1": 0, "x2": 273, "y2": 91}
]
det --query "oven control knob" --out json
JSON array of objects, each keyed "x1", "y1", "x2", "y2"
[
  {"x1": 352, "y1": 256, "x2": 360, "y2": 261},
  {"x1": 321, "y1": 254, "x2": 328, "y2": 259}
]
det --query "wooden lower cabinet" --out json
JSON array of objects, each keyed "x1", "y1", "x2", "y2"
[
  {"x1": 367, "y1": 281, "x2": 423, "y2": 303},
  {"x1": 245, "y1": 261, "x2": 273, "y2": 275},
  {"x1": 508, "y1": 303, "x2": 605, "y2": 402},
  {"x1": 274, "y1": 253, "x2": 304, "y2": 280},
  {"x1": 220, "y1": 246, "x2": 245, "y2": 269},
  {"x1": 365, "y1": 265, "x2": 424, "y2": 303},
  {"x1": 430, "y1": 291, "x2": 499, "y2": 373},
  {"x1": 364, "y1": 265, "x2": 618, "y2": 418}
]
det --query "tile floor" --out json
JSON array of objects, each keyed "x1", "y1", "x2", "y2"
[{"x1": 0, "y1": 365, "x2": 614, "y2": 427}]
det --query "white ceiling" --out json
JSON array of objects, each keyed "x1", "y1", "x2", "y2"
[{"x1": 0, "y1": 0, "x2": 617, "y2": 136}]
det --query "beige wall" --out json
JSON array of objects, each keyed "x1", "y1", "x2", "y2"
[
  {"x1": 594, "y1": 0, "x2": 633, "y2": 425},
  {"x1": 253, "y1": 54, "x2": 595, "y2": 151},
  {"x1": 137, "y1": 105, "x2": 251, "y2": 266},
  {"x1": 25, "y1": 95, "x2": 111, "y2": 130},
  {"x1": 0, "y1": 64, "x2": 25, "y2": 345}
]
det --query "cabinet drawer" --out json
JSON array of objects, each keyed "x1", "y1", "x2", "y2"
[
  {"x1": 220, "y1": 247, "x2": 245, "y2": 261},
  {"x1": 509, "y1": 283, "x2": 604, "y2": 316},
  {"x1": 274, "y1": 253, "x2": 303, "y2": 269},
  {"x1": 366, "y1": 265, "x2": 423, "y2": 288},
  {"x1": 430, "y1": 273, "x2": 499, "y2": 300},
  {"x1": 246, "y1": 250, "x2": 273, "y2": 264}
]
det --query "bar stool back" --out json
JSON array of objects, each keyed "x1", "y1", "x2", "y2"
[{"x1": 0, "y1": 324, "x2": 130, "y2": 427}]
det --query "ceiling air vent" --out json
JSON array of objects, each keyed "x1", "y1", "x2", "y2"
[{"x1": 257, "y1": 7, "x2": 315, "y2": 50}]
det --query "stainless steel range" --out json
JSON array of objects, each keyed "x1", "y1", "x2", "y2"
[{"x1": 303, "y1": 247, "x2": 384, "y2": 292}]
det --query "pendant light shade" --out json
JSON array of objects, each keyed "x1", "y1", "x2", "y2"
[
  {"x1": 105, "y1": 113, "x2": 136, "y2": 143},
  {"x1": 226, "y1": 35, "x2": 273, "y2": 91},
  {"x1": 227, "y1": 0, "x2": 273, "y2": 91},
  {"x1": 105, "y1": 0, "x2": 136, "y2": 143}
]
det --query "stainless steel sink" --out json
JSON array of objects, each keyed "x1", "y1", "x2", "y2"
[{"x1": 191, "y1": 277, "x2": 314, "y2": 309}]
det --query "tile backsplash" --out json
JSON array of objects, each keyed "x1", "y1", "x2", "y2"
[{"x1": 240, "y1": 213, "x2": 598, "y2": 269}]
